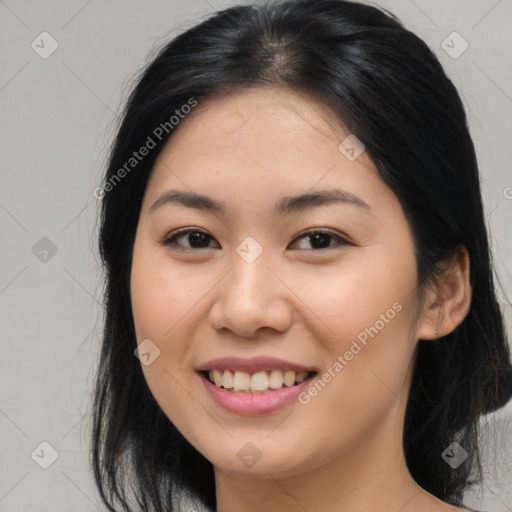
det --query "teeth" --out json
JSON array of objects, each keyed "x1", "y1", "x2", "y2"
[
  {"x1": 283, "y1": 370, "x2": 295, "y2": 387},
  {"x1": 269, "y1": 369, "x2": 283, "y2": 389},
  {"x1": 295, "y1": 371, "x2": 309, "y2": 383},
  {"x1": 222, "y1": 370, "x2": 234, "y2": 389},
  {"x1": 206, "y1": 369, "x2": 314, "y2": 392},
  {"x1": 212, "y1": 369, "x2": 223, "y2": 387},
  {"x1": 233, "y1": 371, "x2": 250, "y2": 391},
  {"x1": 250, "y1": 371, "x2": 269, "y2": 390}
]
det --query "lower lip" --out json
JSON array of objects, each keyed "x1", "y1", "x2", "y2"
[{"x1": 198, "y1": 371, "x2": 317, "y2": 415}]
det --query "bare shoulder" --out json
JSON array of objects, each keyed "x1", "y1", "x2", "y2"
[
  {"x1": 446, "y1": 505, "x2": 473, "y2": 512},
  {"x1": 426, "y1": 500, "x2": 473, "y2": 512},
  {"x1": 405, "y1": 487, "x2": 476, "y2": 512}
]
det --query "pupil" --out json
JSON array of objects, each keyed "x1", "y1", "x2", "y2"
[
  {"x1": 190, "y1": 232, "x2": 210, "y2": 248},
  {"x1": 310, "y1": 233, "x2": 330, "y2": 249}
]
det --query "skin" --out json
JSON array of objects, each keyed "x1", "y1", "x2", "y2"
[{"x1": 130, "y1": 87, "x2": 472, "y2": 512}]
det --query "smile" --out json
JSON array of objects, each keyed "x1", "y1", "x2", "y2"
[
  {"x1": 202, "y1": 369, "x2": 316, "y2": 393},
  {"x1": 197, "y1": 370, "x2": 318, "y2": 415}
]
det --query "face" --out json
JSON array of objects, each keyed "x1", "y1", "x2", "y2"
[{"x1": 130, "y1": 87, "x2": 425, "y2": 479}]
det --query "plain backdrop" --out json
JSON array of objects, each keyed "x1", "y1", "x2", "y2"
[{"x1": 0, "y1": 0, "x2": 511, "y2": 510}]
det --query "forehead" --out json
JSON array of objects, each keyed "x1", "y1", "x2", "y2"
[
  {"x1": 142, "y1": 87, "x2": 395, "y2": 217},
  {"x1": 181, "y1": 87, "x2": 347, "y2": 142},
  {"x1": 157, "y1": 88, "x2": 349, "y2": 171}
]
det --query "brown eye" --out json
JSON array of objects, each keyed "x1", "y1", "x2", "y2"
[
  {"x1": 161, "y1": 228, "x2": 350, "y2": 252},
  {"x1": 289, "y1": 229, "x2": 350, "y2": 250},
  {"x1": 162, "y1": 229, "x2": 220, "y2": 250}
]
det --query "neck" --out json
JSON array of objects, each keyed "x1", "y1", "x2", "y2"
[{"x1": 213, "y1": 405, "x2": 452, "y2": 512}]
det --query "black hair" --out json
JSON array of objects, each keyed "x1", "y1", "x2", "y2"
[{"x1": 91, "y1": 0, "x2": 512, "y2": 510}]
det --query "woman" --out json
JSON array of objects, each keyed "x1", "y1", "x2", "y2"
[{"x1": 91, "y1": 1, "x2": 512, "y2": 511}]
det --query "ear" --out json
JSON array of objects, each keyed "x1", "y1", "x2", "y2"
[{"x1": 416, "y1": 246, "x2": 472, "y2": 340}]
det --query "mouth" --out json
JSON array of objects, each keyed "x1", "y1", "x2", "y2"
[{"x1": 198, "y1": 369, "x2": 318, "y2": 394}]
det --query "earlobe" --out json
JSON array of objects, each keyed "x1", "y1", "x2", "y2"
[{"x1": 417, "y1": 246, "x2": 472, "y2": 340}]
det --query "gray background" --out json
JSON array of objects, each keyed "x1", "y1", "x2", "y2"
[{"x1": 0, "y1": 0, "x2": 511, "y2": 510}]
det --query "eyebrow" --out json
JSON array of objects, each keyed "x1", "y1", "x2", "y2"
[{"x1": 148, "y1": 188, "x2": 371, "y2": 216}]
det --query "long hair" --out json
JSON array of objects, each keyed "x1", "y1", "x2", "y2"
[{"x1": 91, "y1": 1, "x2": 512, "y2": 510}]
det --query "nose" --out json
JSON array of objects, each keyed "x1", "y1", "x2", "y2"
[{"x1": 209, "y1": 253, "x2": 293, "y2": 338}]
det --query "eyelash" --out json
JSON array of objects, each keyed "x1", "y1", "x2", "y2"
[{"x1": 161, "y1": 227, "x2": 351, "y2": 252}]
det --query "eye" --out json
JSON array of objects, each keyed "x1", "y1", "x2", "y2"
[
  {"x1": 161, "y1": 228, "x2": 220, "y2": 250},
  {"x1": 289, "y1": 229, "x2": 351, "y2": 250},
  {"x1": 161, "y1": 227, "x2": 350, "y2": 251}
]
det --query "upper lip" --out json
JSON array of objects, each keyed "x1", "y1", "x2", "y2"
[{"x1": 196, "y1": 356, "x2": 318, "y2": 374}]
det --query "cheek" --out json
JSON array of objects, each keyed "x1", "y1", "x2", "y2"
[
  {"x1": 288, "y1": 249, "x2": 419, "y2": 418},
  {"x1": 288, "y1": 248, "x2": 418, "y2": 350},
  {"x1": 130, "y1": 243, "x2": 207, "y2": 342},
  {"x1": 129, "y1": 244, "x2": 205, "y2": 425},
  {"x1": 129, "y1": 242, "x2": 220, "y2": 408}
]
